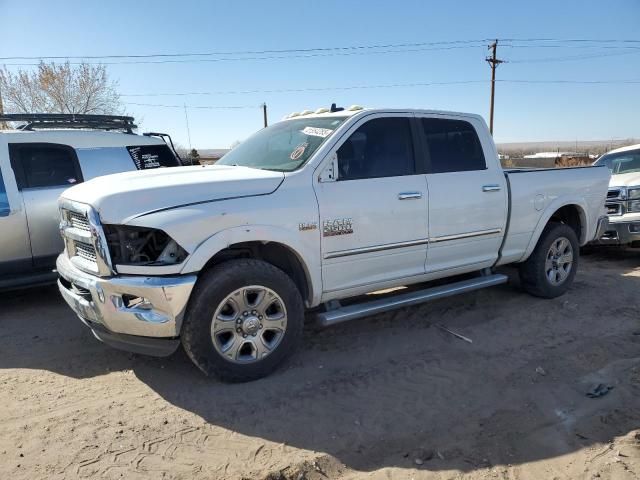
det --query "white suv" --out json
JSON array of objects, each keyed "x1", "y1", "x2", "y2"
[{"x1": 0, "y1": 114, "x2": 182, "y2": 290}]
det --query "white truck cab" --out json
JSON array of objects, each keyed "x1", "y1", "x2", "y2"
[
  {"x1": 56, "y1": 106, "x2": 610, "y2": 382},
  {"x1": 593, "y1": 144, "x2": 640, "y2": 245}
]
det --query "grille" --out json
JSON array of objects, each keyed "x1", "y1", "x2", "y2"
[
  {"x1": 605, "y1": 203, "x2": 622, "y2": 216},
  {"x1": 75, "y1": 241, "x2": 97, "y2": 262},
  {"x1": 607, "y1": 189, "x2": 621, "y2": 200},
  {"x1": 68, "y1": 211, "x2": 90, "y2": 231}
]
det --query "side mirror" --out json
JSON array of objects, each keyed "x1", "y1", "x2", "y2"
[{"x1": 318, "y1": 153, "x2": 338, "y2": 183}]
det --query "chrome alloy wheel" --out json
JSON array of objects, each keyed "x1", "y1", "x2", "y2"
[
  {"x1": 545, "y1": 236, "x2": 573, "y2": 286},
  {"x1": 211, "y1": 286, "x2": 288, "y2": 363}
]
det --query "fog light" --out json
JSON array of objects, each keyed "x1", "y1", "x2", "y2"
[
  {"x1": 629, "y1": 223, "x2": 640, "y2": 233},
  {"x1": 122, "y1": 294, "x2": 153, "y2": 310}
]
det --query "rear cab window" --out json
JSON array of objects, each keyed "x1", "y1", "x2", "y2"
[
  {"x1": 421, "y1": 118, "x2": 486, "y2": 173},
  {"x1": 126, "y1": 144, "x2": 181, "y2": 170}
]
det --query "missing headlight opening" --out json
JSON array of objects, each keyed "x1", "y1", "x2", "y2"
[{"x1": 103, "y1": 225, "x2": 187, "y2": 266}]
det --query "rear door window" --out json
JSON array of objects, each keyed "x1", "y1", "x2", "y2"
[
  {"x1": 126, "y1": 144, "x2": 180, "y2": 170},
  {"x1": 9, "y1": 144, "x2": 83, "y2": 189},
  {"x1": 421, "y1": 118, "x2": 486, "y2": 173}
]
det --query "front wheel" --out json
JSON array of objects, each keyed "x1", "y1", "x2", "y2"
[
  {"x1": 181, "y1": 259, "x2": 304, "y2": 382},
  {"x1": 519, "y1": 223, "x2": 579, "y2": 298}
]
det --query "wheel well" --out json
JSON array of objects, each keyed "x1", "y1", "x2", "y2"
[
  {"x1": 549, "y1": 204, "x2": 584, "y2": 242},
  {"x1": 201, "y1": 242, "x2": 310, "y2": 302}
]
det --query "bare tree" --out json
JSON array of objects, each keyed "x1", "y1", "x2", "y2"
[{"x1": 0, "y1": 62, "x2": 123, "y2": 115}]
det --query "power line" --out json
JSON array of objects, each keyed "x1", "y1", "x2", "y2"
[
  {"x1": 1, "y1": 44, "x2": 491, "y2": 66},
  {"x1": 125, "y1": 102, "x2": 261, "y2": 109},
  {"x1": 0, "y1": 39, "x2": 491, "y2": 61},
  {"x1": 4, "y1": 37, "x2": 640, "y2": 66},
  {"x1": 120, "y1": 78, "x2": 640, "y2": 109},
  {"x1": 120, "y1": 78, "x2": 640, "y2": 99},
  {"x1": 121, "y1": 80, "x2": 489, "y2": 97},
  {"x1": 507, "y1": 49, "x2": 640, "y2": 63},
  {"x1": 3, "y1": 37, "x2": 640, "y2": 62}
]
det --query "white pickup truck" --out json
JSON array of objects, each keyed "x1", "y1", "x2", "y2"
[
  {"x1": 592, "y1": 143, "x2": 640, "y2": 245},
  {"x1": 56, "y1": 106, "x2": 610, "y2": 382}
]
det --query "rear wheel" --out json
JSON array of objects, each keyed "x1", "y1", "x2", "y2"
[
  {"x1": 519, "y1": 223, "x2": 579, "y2": 298},
  {"x1": 181, "y1": 259, "x2": 304, "y2": 382}
]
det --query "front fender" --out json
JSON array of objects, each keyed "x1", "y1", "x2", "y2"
[{"x1": 180, "y1": 224, "x2": 322, "y2": 307}]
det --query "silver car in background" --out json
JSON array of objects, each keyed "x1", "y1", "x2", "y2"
[{"x1": 0, "y1": 114, "x2": 182, "y2": 290}]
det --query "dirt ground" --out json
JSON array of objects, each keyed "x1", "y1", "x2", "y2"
[{"x1": 1, "y1": 249, "x2": 639, "y2": 480}]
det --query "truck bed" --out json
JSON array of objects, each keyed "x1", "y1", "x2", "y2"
[{"x1": 498, "y1": 165, "x2": 610, "y2": 266}]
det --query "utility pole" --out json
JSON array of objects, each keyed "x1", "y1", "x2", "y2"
[
  {"x1": 486, "y1": 39, "x2": 504, "y2": 136},
  {"x1": 262, "y1": 102, "x2": 268, "y2": 128},
  {"x1": 183, "y1": 103, "x2": 193, "y2": 165}
]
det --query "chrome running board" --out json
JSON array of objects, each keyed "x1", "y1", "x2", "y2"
[{"x1": 316, "y1": 273, "x2": 508, "y2": 327}]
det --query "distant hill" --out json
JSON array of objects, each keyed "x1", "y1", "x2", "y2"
[{"x1": 497, "y1": 139, "x2": 640, "y2": 157}]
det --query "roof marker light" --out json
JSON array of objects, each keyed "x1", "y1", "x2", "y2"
[
  {"x1": 347, "y1": 105, "x2": 364, "y2": 111},
  {"x1": 299, "y1": 110, "x2": 313, "y2": 116},
  {"x1": 315, "y1": 107, "x2": 330, "y2": 114}
]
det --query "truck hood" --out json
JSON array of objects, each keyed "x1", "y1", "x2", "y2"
[
  {"x1": 61, "y1": 165, "x2": 285, "y2": 224},
  {"x1": 609, "y1": 171, "x2": 640, "y2": 188}
]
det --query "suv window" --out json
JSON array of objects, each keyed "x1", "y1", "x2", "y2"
[
  {"x1": 0, "y1": 169, "x2": 9, "y2": 216},
  {"x1": 126, "y1": 144, "x2": 181, "y2": 170},
  {"x1": 9, "y1": 144, "x2": 82, "y2": 189},
  {"x1": 421, "y1": 118, "x2": 486, "y2": 173},
  {"x1": 337, "y1": 117, "x2": 415, "y2": 180}
]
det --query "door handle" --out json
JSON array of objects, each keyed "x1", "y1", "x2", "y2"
[
  {"x1": 482, "y1": 185, "x2": 501, "y2": 192},
  {"x1": 398, "y1": 192, "x2": 422, "y2": 200}
]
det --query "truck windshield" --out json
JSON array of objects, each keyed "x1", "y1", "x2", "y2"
[
  {"x1": 217, "y1": 117, "x2": 346, "y2": 171},
  {"x1": 594, "y1": 148, "x2": 640, "y2": 174}
]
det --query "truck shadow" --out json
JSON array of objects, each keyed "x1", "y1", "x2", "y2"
[
  {"x1": 1, "y1": 253, "x2": 639, "y2": 474},
  {"x1": 132, "y1": 281, "x2": 640, "y2": 474}
]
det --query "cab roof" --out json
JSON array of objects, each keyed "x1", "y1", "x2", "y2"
[
  {"x1": 605, "y1": 143, "x2": 640, "y2": 155},
  {"x1": 280, "y1": 107, "x2": 485, "y2": 123},
  {"x1": 0, "y1": 129, "x2": 166, "y2": 148}
]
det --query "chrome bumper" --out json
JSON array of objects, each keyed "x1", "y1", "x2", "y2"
[
  {"x1": 594, "y1": 215, "x2": 610, "y2": 241},
  {"x1": 56, "y1": 253, "x2": 196, "y2": 340},
  {"x1": 594, "y1": 219, "x2": 640, "y2": 246}
]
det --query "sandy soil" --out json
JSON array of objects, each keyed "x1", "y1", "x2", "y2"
[{"x1": 1, "y1": 249, "x2": 639, "y2": 480}]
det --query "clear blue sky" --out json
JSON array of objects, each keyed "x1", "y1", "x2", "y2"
[{"x1": 2, "y1": 0, "x2": 639, "y2": 148}]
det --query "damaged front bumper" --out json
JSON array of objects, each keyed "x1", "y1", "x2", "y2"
[{"x1": 56, "y1": 253, "x2": 196, "y2": 356}]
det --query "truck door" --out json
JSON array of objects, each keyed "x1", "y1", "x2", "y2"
[
  {"x1": 315, "y1": 115, "x2": 429, "y2": 294},
  {"x1": 0, "y1": 142, "x2": 32, "y2": 277},
  {"x1": 9, "y1": 143, "x2": 83, "y2": 270},
  {"x1": 417, "y1": 115, "x2": 507, "y2": 273}
]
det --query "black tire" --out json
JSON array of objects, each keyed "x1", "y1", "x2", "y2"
[
  {"x1": 519, "y1": 222, "x2": 579, "y2": 299},
  {"x1": 181, "y1": 259, "x2": 304, "y2": 382}
]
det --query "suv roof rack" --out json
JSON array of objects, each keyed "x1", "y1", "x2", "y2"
[{"x1": 0, "y1": 114, "x2": 137, "y2": 133}]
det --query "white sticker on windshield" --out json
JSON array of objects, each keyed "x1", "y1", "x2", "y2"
[{"x1": 302, "y1": 126, "x2": 333, "y2": 138}]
